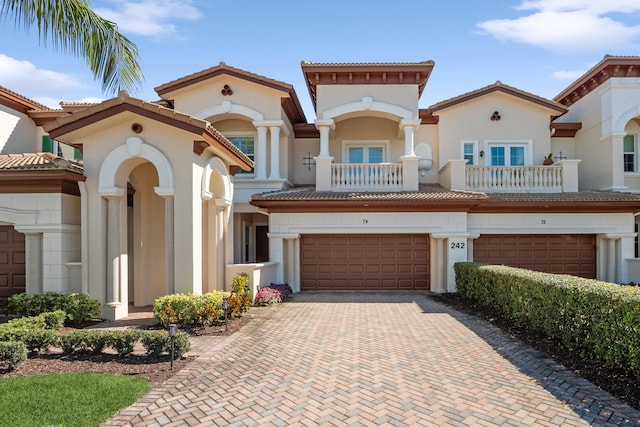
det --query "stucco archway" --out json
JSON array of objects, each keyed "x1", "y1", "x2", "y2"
[
  {"x1": 321, "y1": 97, "x2": 414, "y2": 122},
  {"x1": 201, "y1": 156, "x2": 233, "y2": 293},
  {"x1": 97, "y1": 137, "x2": 176, "y2": 319}
]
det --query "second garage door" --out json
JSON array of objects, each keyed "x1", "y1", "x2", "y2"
[
  {"x1": 473, "y1": 234, "x2": 596, "y2": 279},
  {"x1": 300, "y1": 234, "x2": 429, "y2": 291}
]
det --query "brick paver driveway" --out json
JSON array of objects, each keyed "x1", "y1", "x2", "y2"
[{"x1": 105, "y1": 292, "x2": 640, "y2": 426}]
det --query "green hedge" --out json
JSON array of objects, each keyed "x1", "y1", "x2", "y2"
[
  {"x1": 7, "y1": 293, "x2": 100, "y2": 325},
  {"x1": 59, "y1": 329, "x2": 190, "y2": 359},
  {"x1": 0, "y1": 341, "x2": 27, "y2": 369},
  {"x1": 454, "y1": 262, "x2": 640, "y2": 375},
  {"x1": 153, "y1": 291, "x2": 229, "y2": 328}
]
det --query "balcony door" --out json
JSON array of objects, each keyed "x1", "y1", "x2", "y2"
[
  {"x1": 488, "y1": 144, "x2": 526, "y2": 166},
  {"x1": 345, "y1": 143, "x2": 386, "y2": 164}
]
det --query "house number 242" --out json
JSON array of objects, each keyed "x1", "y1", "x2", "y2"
[{"x1": 450, "y1": 242, "x2": 466, "y2": 249}]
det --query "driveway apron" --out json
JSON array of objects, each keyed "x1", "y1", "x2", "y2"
[{"x1": 104, "y1": 292, "x2": 640, "y2": 426}]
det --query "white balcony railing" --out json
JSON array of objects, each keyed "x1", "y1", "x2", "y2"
[
  {"x1": 465, "y1": 165, "x2": 562, "y2": 192},
  {"x1": 331, "y1": 163, "x2": 403, "y2": 191}
]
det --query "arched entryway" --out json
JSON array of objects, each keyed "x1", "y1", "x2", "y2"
[
  {"x1": 201, "y1": 156, "x2": 233, "y2": 292},
  {"x1": 98, "y1": 137, "x2": 175, "y2": 319}
]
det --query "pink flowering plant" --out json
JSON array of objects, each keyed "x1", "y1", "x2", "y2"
[{"x1": 254, "y1": 286, "x2": 282, "y2": 306}]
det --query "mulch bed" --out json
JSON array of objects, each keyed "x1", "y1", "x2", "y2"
[
  {"x1": 432, "y1": 293, "x2": 640, "y2": 411},
  {"x1": 0, "y1": 314, "x2": 253, "y2": 387}
]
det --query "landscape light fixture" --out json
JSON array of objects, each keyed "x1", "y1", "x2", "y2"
[{"x1": 168, "y1": 323, "x2": 178, "y2": 370}]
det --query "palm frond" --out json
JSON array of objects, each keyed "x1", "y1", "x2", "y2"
[{"x1": 1, "y1": 0, "x2": 143, "y2": 95}]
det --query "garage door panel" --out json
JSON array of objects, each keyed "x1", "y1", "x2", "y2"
[
  {"x1": 0, "y1": 226, "x2": 26, "y2": 297},
  {"x1": 301, "y1": 234, "x2": 429, "y2": 291},
  {"x1": 474, "y1": 234, "x2": 595, "y2": 279}
]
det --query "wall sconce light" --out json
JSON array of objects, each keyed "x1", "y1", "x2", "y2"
[
  {"x1": 221, "y1": 84, "x2": 233, "y2": 96},
  {"x1": 479, "y1": 150, "x2": 485, "y2": 158},
  {"x1": 490, "y1": 111, "x2": 501, "y2": 121}
]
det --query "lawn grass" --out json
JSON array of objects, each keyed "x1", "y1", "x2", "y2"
[{"x1": 0, "y1": 372, "x2": 150, "y2": 426}]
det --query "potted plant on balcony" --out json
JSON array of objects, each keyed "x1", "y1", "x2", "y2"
[{"x1": 543, "y1": 153, "x2": 554, "y2": 165}]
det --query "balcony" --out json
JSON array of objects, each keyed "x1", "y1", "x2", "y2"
[
  {"x1": 466, "y1": 165, "x2": 562, "y2": 192},
  {"x1": 330, "y1": 163, "x2": 403, "y2": 191},
  {"x1": 315, "y1": 156, "x2": 420, "y2": 192},
  {"x1": 440, "y1": 160, "x2": 581, "y2": 193}
]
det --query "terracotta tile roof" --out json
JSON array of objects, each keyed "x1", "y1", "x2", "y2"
[
  {"x1": 155, "y1": 61, "x2": 294, "y2": 96},
  {"x1": 155, "y1": 62, "x2": 307, "y2": 125},
  {"x1": 487, "y1": 190, "x2": 640, "y2": 203},
  {"x1": 43, "y1": 91, "x2": 254, "y2": 170},
  {"x1": 430, "y1": 80, "x2": 567, "y2": 114},
  {"x1": 554, "y1": 55, "x2": 640, "y2": 107},
  {"x1": 252, "y1": 183, "x2": 488, "y2": 201},
  {"x1": 301, "y1": 61, "x2": 435, "y2": 111},
  {"x1": 0, "y1": 85, "x2": 48, "y2": 113},
  {"x1": 0, "y1": 152, "x2": 83, "y2": 174}
]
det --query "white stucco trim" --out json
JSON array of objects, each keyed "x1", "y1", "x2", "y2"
[
  {"x1": 322, "y1": 97, "x2": 414, "y2": 121},
  {"x1": 613, "y1": 104, "x2": 640, "y2": 136},
  {"x1": 0, "y1": 206, "x2": 37, "y2": 225},
  {"x1": 195, "y1": 102, "x2": 264, "y2": 122},
  {"x1": 99, "y1": 139, "x2": 174, "y2": 197},
  {"x1": 201, "y1": 156, "x2": 233, "y2": 204}
]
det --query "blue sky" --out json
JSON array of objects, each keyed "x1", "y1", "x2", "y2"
[{"x1": 1, "y1": 0, "x2": 640, "y2": 121}]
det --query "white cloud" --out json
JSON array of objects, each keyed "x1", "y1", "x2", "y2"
[
  {"x1": 95, "y1": 0, "x2": 202, "y2": 38},
  {"x1": 0, "y1": 54, "x2": 85, "y2": 94},
  {"x1": 551, "y1": 70, "x2": 585, "y2": 79},
  {"x1": 478, "y1": 1, "x2": 640, "y2": 51}
]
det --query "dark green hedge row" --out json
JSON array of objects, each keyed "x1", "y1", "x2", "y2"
[
  {"x1": 7, "y1": 292, "x2": 101, "y2": 326},
  {"x1": 454, "y1": 263, "x2": 640, "y2": 375}
]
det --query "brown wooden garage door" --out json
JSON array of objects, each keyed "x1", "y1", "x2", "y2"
[
  {"x1": 300, "y1": 234, "x2": 429, "y2": 291},
  {"x1": 474, "y1": 234, "x2": 596, "y2": 278},
  {"x1": 0, "y1": 225, "x2": 25, "y2": 297}
]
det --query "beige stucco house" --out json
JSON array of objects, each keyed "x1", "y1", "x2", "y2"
[{"x1": 1, "y1": 55, "x2": 640, "y2": 319}]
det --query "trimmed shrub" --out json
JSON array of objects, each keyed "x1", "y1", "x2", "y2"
[
  {"x1": 58, "y1": 330, "x2": 112, "y2": 355},
  {"x1": 0, "y1": 341, "x2": 27, "y2": 370},
  {"x1": 21, "y1": 329, "x2": 58, "y2": 353},
  {"x1": 254, "y1": 286, "x2": 282, "y2": 306},
  {"x1": 454, "y1": 262, "x2": 640, "y2": 375},
  {"x1": 139, "y1": 330, "x2": 190, "y2": 359},
  {"x1": 107, "y1": 330, "x2": 141, "y2": 357},
  {"x1": 153, "y1": 291, "x2": 229, "y2": 328},
  {"x1": 7, "y1": 293, "x2": 100, "y2": 326},
  {"x1": 40, "y1": 310, "x2": 67, "y2": 330}
]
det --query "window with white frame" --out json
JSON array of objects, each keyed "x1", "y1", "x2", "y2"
[
  {"x1": 462, "y1": 140, "x2": 477, "y2": 165},
  {"x1": 486, "y1": 142, "x2": 529, "y2": 166},
  {"x1": 343, "y1": 141, "x2": 388, "y2": 164},
  {"x1": 624, "y1": 134, "x2": 637, "y2": 173},
  {"x1": 227, "y1": 135, "x2": 255, "y2": 174}
]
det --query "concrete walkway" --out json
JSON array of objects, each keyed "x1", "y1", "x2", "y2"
[{"x1": 103, "y1": 292, "x2": 640, "y2": 426}]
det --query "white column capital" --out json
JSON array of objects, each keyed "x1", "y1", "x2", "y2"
[
  {"x1": 99, "y1": 186, "x2": 126, "y2": 199},
  {"x1": 399, "y1": 118, "x2": 421, "y2": 130},
  {"x1": 315, "y1": 119, "x2": 335, "y2": 130}
]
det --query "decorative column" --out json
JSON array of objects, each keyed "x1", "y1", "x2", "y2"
[
  {"x1": 314, "y1": 119, "x2": 335, "y2": 191},
  {"x1": 103, "y1": 187, "x2": 125, "y2": 309},
  {"x1": 400, "y1": 119, "x2": 421, "y2": 157},
  {"x1": 269, "y1": 234, "x2": 285, "y2": 284},
  {"x1": 162, "y1": 195, "x2": 175, "y2": 296},
  {"x1": 268, "y1": 126, "x2": 281, "y2": 180},
  {"x1": 255, "y1": 125, "x2": 268, "y2": 179},
  {"x1": 215, "y1": 200, "x2": 228, "y2": 291},
  {"x1": 24, "y1": 232, "x2": 43, "y2": 294},
  {"x1": 607, "y1": 237, "x2": 617, "y2": 283},
  {"x1": 286, "y1": 238, "x2": 295, "y2": 287},
  {"x1": 430, "y1": 236, "x2": 446, "y2": 293},
  {"x1": 315, "y1": 119, "x2": 334, "y2": 157}
]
